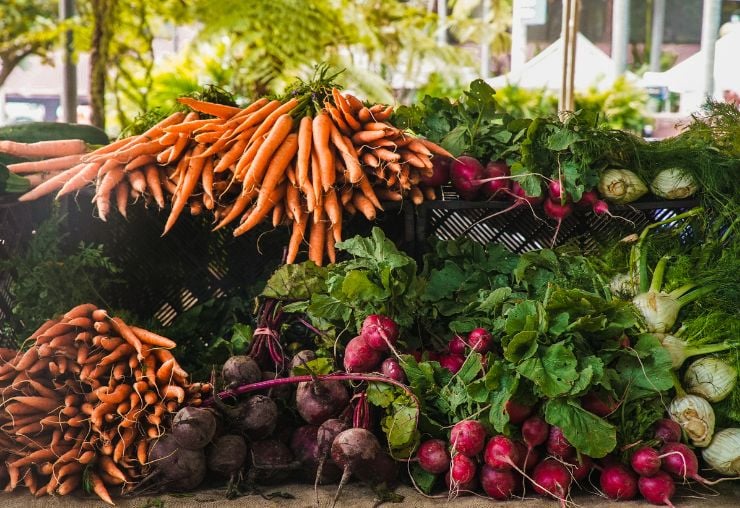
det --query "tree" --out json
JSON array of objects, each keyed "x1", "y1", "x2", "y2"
[{"x1": 0, "y1": 0, "x2": 65, "y2": 88}]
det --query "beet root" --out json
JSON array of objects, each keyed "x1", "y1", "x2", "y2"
[
  {"x1": 290, "y1": 425, "x2": 342, "y2": 484},
  {"x1": 222, "y1": 355, "x2": 262, "y2": 388},
  {"x1": 236, "y1": 394, "x2": 278, "y2": 439},
  {"x1": 149, "y1": 434, "x2": 207, "y2": 492},
  {"x1": 249, "y1": 439, "x2": 297, "y2": 485},
  {"x1": 207, "y1": 434, "x2": 248, "y2": 477},
  {"x1": 296, "y1": 380, "x2": 350, "y2": 425},
  {"x1": 172, "y1": 406, "x2": 217, "y2": 450}
]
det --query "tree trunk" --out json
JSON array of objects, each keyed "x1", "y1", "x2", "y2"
[{"x1": 89, "y1": 0, "x2": 114, "y2": 129}]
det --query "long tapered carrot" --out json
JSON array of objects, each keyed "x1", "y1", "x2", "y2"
[
  {"x1": 308, "y1": 214, "x2": 326, "y2": 266},
  {"x1": 8, "y1": 154, "x2": 84, "y2": 174},
  {"x1": 89, "y1": 471, "x2": 114, "y2": 505},
  {"x1": 130, "y1": 326, "x2": 176, "y2": 349},
  {"x1": 253, "y1": 133, "x2": 298, "y2": 209},
  {"x1": 417, "y1": 138, "x2": 453, "y2": 158},
  {"x1": 223, "y1": 97, "x2": 269, "y2": 128},
  {"x1": 213, "y1": 137, "x2": 249, "y2": 174},
  {"x1": 115, "y1": 111, "x2": 186, "y2": 153},
  {"x1": 296, "y1": 116, "x2": 312, "y2": 188},
  {"x1": 329, "y1": 126, "x2": 362, "y2": 184},
  {"x1": 357, "y1": 174, "x2": 383, "y2": 210},
  {"x1": 232, "y1": 135, "x2": 265, "y2": 179},
  {"x1": 232, "y1": 184, "x2": 287, "y2": 237},
  {"x1": 247, "y1": 98, "x2": 298, "y2": 143},
  {"x1": 326, "y1": 227, "x2": 337, "y2": 264},
  {"x1": 201, "y1": 158, "x2": 214, "y2": 208},
  {"x1": 177, "y1": 97, "x2": 241, "y2": 118},
  {"x1": 143, "y1": 165, "x2": 165, "y2": 208},
  {"x1": 241, "y1": 114, "x2": 294, "y2": 193},
  {"x1": 115, "y1": 181, "x2": 129, "y2": 218},
  {"x1": 108, "y1": 317, "x2": 144, "y2": 360},
  {"x1": 324, "y1": 102, "x2": 351, "y2": 135},
  {"x1": 332, "y1": 88, "x2": 362, "y2": 131},
  {"x1": 17, "y1": 163, "x2": 86, "y2": 202},
  {"x1": 286, "y1": 214, "x2": 308, "y2": 264},
  {"x1": 0, "y1": 139, "x2": 87, "y2": 158},
  {"x1": 127, "y1": 169, "x2": 147, "y2": 193},
  {"x1": 312, "y1": 113, "x2": 334, "y2": 192},
  {"x1": 352, "y1": 193, "x2": 377, "y2": 220},
  {"x1": 229, "y1": 99, "x2": 281, "y2": 139},
  {"x1": 55, "y1": 161, "x2": 103, "y2": 198},
  {"x1": 163, "y1": 144, "x2": 206, "y2": 234},
  {"x1": 212, "y1": 188, "x2": 258, "y2": 231},
  {"x1": 285, "y1": 183, "x2": 302, "y2": 225},
  {"x1": 162, "y1": 119, "x2": 211, "y2": 135}
]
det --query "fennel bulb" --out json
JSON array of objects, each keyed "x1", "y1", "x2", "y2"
[
  {"x1": 650, "y1": 168, "x2": 699, "y2": 200},
  {"x1": 598, "y1": 169, "x2": 648, "y2": 204},
  {"x1": 684, "y1": 357, "x2": 737, "y2": 402},
  {"x1": 669, "y1": 394, "x2": 715, "y2": 447},
  {"x1": 702, "y1": 429, "x2": 740, "y2": 476}
]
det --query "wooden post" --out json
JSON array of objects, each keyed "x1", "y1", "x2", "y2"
[
  {"x1": 559, "y1": 0, "x2": 580, "y2": 113},
  {"x1": 60, "y1": 0, "x2": 77, "y2": 123}
]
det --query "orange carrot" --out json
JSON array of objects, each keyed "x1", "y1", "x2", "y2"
[
  {"x1": 296, "y1": 116, "x2": 312, "y2": 188},
  {"x1": 324, "y1": 102, "x2": 351, "y2": 135},
  {"x1": 0, "y1": 139, "x2": 86, "y2": 158},
  {"x1": 285, "y1": 183, "x2": 302, "y2": 225},
  {"x1": 7, "y1": 448, "x2": 57, "y2": 469},
  {"x1": 7, "y1": 154, "x2": 84, "y2": 174},
  {"x1": 17, "y1": 163, "x2": 88, "y2": 202},
  {"x1": 352, "y1": 193, "x2": 377, "y2": 221},
  {"x1": 201, "y1": 157, "x2": 214, "y2": 209},
  {"x1": 163, "y1": 144, "x2": 207, "y2": 234},
  {"x1": 177, "y1": 97, "x2": 242, "y2": 118},
  {"x1": 351, "y1": 130, "x2": 386, "y2": 145},
  {"x1": 286, "y1": 213, "x2": 308, "y2": 264},
  {"x1": 162, "y1": 385, "x2": 185, "y2": 404},
  {"x1": 312, "y1": 113, "x2": 334, "y2": 192},
  {"x1": 308, "y1": 215, "x2": 327, "y2": 267},
  {"x1": 94, "y1": 166, "x2": 125, "y2": 204},
  {"x1": 241, "y1": 114, "x2": 294, "y2": 193},
  {"x1": 254, "y1": 133, "x2": 298, "y2": 209},
  {"x1": 88, "y1": 471, "x2": 115, "y2": 505},
  {"x1": 130, "y1": 326, "x2": 176, "y2": 349},
  {"x1": 417, "y1": 138, "x2": 453, "y2": 158},
  {"x1": 373, "y1": 147, "x2": 402, "y2": 162},
  {"x1": 229, "y1": 99, "x2": 282, "y2": 138},
  {"x1": 114, "y1": 181, "x2": 129, "y2": 218},
  {"x1": 232, "y1": 183, "x2": 287, "y2": 237},
  {"x1": 247, "y1": 98, "x2": 299, "y2": 143},
  {"x1": 136, "y1": 439, "x2": 148, "y2": 465},
  {"x1": 358, "y1": 176, "x2": 383, "y2": 210},
  {"x1": 143, "y1": 165, "x2": 165, "y2": 209},
  {"x1": 358, "y1": 107, "x2": 372, "y2": 123},
  {"x1": 332, "y1": 89, "x2": 362, "y2": 131},
  {"x1": 63, "y1": 303, "x2": 96, "y2": 321},
  {"x1": 211, "y1": 188, "x2": 258, "y2": 231},
  {"x1": 310, "y1": 151, "x2": 323, "y2": 220}
]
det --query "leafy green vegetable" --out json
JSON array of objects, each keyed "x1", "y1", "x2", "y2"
[{"x1": 545, "y1": 399, "x2": 617, "y2": 458}]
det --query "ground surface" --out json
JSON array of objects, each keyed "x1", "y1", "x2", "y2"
[{"x1": 1, "y1": 481, "x2": 738, "y2": 507}]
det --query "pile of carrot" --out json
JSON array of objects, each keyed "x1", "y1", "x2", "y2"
[
  {"x1": 0, "y1": 303, "x2": 208, "y2": 504},
  {"x1": 2, "y1": 139, "x2": 89, "y2": 189},
  {"x1": 15, "y1": 89, "x2": 450, "y2": 266}
]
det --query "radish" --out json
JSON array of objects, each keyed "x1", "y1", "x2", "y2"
[
  {"x1": 571, "y1": 455, "x2": 594, "y2": 482},
  {"x1": 450, "y1": 156, "x2": 485, "y2": 200},
  {"x1": 580, "y1": 391, "x2": 618, "y2": 417},
  {"x1": 421, "y1": 156, "x2": 451, "y2": 187},
  {"x1": 449, "y1": 420, "x2": 487, "y2": 457},
  {"x1": 638, "y1": 471, "x2": 677, "y2": 507},
  {"x1": 575, "y1": 189, "x2": 599, "y2": 208},
  {"x1": 600, "y1": 463, "x2": 638, "y2": 500},
  {"x1": 360, "y1": 314, "x2": 399, "y2": 352},
  {"x1": 543, "y1": 198, "x2": 574, "y2": 247},
  {"x1": 448, "y1": 334, "x2": 467, "y2": 355},
  {"x1": 439, "y1": 353, "x2": 465, "y2": 374},
  {"x1": 522, "y1": 416, "x2": 549, "y2": 451},
  {"x1": 592, "y1": 200, "x2": 611, "y2": 215},
  {"x1": 444, "y1": 469, "x2": 478, "y2": 494},
  {"x1": 513, "y1": 440, "x2": 540, "y2": 471},
  {"x1": 504, "y1": 400, "x2": 532, "y2": 424},
  {"x1": 546, "y1": 426, "x2": 575, "y2": 459},
  {"x1": 417, "y1": 439, "x2": 450, "y2": 474},
  {"x1": 484, "y1": 435, "x2": 522, "y2": 471},
  {"x1": 532, "y1": 458, "x2": 572, "y2": 504},
  {"x1": 659, "y1": 442, "x2": 712, "y2": 484},
  {"x1": 449, "y1": 453, "x2": 477, "y2": 484},
  {"x1": 380, "y1": 357, "x2": 406, "y2": 383},
  {"x1": 654, "y1": 419, "x2": 682, "y2": 444},
  {"x1": 631, "y1": 447, "x2": 662, "y2": 477},
  {"x1": 548, "y1": 179, "x2": 565, "y2": 200},
  {"x1": 480, "y1": 465, "x2": 519, "y2": 500},
  {"x1": 467, "y1": 328, "x2": 493, "y2": 353},
  {"x1": 343, "y1": 335, "x2": 383, "y2": 373},
  {"x1": 480, "y1": 160, "x2": 511, "y2": 199},
  {"x1": 511, "y1": 181, "x2": 544, "y2": 204}
]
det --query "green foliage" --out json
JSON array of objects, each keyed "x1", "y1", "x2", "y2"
[{"x1": 0, "y1": 210, "x2": 123, "y2": 343}]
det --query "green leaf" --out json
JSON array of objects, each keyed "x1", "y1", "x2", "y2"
[
  {"x1": 307, "y1": 294, "x2": 349, "y2": 323},
  {"x1": 455, "y1": 353, "x2": 483, "y2": 385},
  {"x1": 614, "y1": 334, "x2": 674, "y2": 400},
  {"x1": 517, "y1": 342, "x2": 579, "y2": 397},
  {"x1": 545, "y1": 399, "x2": 617, "y2": 458},
  {"x1": 261, "y1": 262, "x2": 327, "y2": 300},
  {"x1": 230, "y1": 323, "x2": 253, "y2": 354},
  {"x1": 341, "y1": 270, "x2": 388, "y2": 301},
  {"x1": 410, "y1": 463, "x2": 437, "y2": 494},
  {"x1": 441, "y1": 124, "x2": 469, "y2": 157},
  {"x1": 382, "y1": 404, "x2": 418, "y2": 450},
  {"x1": 504, "y1": 331, "x2": 539, "y2": 363},
  {"x1": 291, "y1": 357, "x2": 334, "y2": 376},
  {"x1": 367, "y1": 381, "x2": 397, "y2": 408},
  {"x1": 546, "y1": 129, "x2": 580, "y2": 151},
  {"x1": 478, "y1": 360, "x2": 519, "y2": 433},
  {"x1": 477, "y1": 287, "x2": 513, "y2": 313}
]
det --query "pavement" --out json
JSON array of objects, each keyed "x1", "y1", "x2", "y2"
[{"x1": 0, "y1": 481, "x2": 738, "y2": 508}]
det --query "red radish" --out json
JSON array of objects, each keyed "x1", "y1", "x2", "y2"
[
  {"x1": 417, "y1": 439, "x2": 450, "y2": 474},
  {"x1": 571, "y1": 455, "x2": 594, "y2": 482},
  {"x1": 619, "y1": 333, "x2": 632, "y2": 349},
  {"x1": 543, "y1": 198, "x2": 574, "y2": 247},
  {"x1": 513, "y1": 440, "x2": 539, "y2": 471},
  {"x1": 600, "y1": 463, "x2": 638, "y2": 500},
  {"x1": 532, "y1": 458, "x2": 572, "y2": 504},
  {"x1": 343, "y1": 335, "x2": 383, "y2": 373},
  {"x1": 504, "y1": 400, "x2": 532, "y2": 424},
  {"x1": 480, "y1": 465, "x2": 519, "y2": 500},
  {"x1": 548, "y1": 179, "x2": 565, "y2": 200},
  {"x1": 422, "y1": 156, "x2": 451, "y2": 187},
  {"x1": 510, "y1": 181, "x2": 544, "y2": 204},
  {"x1": 654, "y1": 419, "x2": 682, "y2": 444},
  {"x1": 580, "y1": 391, "x2": 618, "y2": 417},
  {"x1": 638, "y1": 471, "x2": 676, "y2": 507},
  {"x1": 484, "y1": 435, "x2": 522, "y2": 471},
  {"x1": 522, "y1": 416, "x2": 549, "y2": 451},
  {"x1": 631, "y1": 447, "x2": 662, "y2": 477},
  {"x1": 360, "y1": 314, "x2": 399, "y2": 352},
  {"x1": 547, "y1": 426, "x2": 575, "y2": 459},
  {"x1": 659, "y1": 442, "x2": 710, "y2": 484},
  {"x1": 575, "y1": 189, "x2": 599, "y2": 208},
  {"x1": 449, "y1": 420, "x2": 486, "y2": 457},
  {"x1": 448, "y1": 335, "x2": 467, "y2": 355},
  {"x1": 592, "y1": 200, "x2": 611, "y2": 215},
  {"x1": 439, "y1": 354, "x2": 465, "y2": 374},
  {"x1": 480, "y1": 160, "x2": 511, "y2": 199},
  {"x1": 449, "y1": 453, "x2": 477, "y2": 484},
  {"x1": 444, "y1": 469, "x2": 478, "y2": 493},
  {"x1": 467, "y1": 328, "x2": 493, "y2": 353},
  {"x1": 450, "y1": 156, "x2": 485, "y2": 200},
  {"x1": 380, "y1": 358, "x2": 406, "y2": 383}
]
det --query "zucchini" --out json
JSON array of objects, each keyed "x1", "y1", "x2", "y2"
[
  {"x1": 0, "y1": 122, "x2": 109, "y2": 146},
  {"x1": 0, "y1": 163, "x2": 30, "y2": 193}
]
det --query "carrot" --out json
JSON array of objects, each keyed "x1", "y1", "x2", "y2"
[
  {"x1": 417, "y1": 138, "x2": 453, "y2": 158},
  {"x1": 358, "y1": 107, "x2": 372, "y2": 123},
  {"x1": 308, "y1": 215, "x2": 327, "y2": 267},
  {"x1": 323, "y1": 188, "x2": 342, "y2": 238},
  {"x1": 241, "y1": 114, "x2": 294, "y2": 193},
  {"x1": 56, "y1": 472, "x2": 81, "y2": 495},
  {"x1": 23, "y1": 468, "x2": 38, "y2": 494},
  {"x1": 17, "y1": 163, "x2": 88, "y2": 202},
  {"x1": 28, "y1": 318, "x2": 58, "y2": 341},
  {"x1": 100, "y1": 336, "x2": 123, "y2": 351},
  {"x1": 211, "y1": 188, "x2": 258, "y2": 231},
  {"x1": 286, "y1": 213, "x2": 308, "y2": 264},
  {"x1": 410, "y1": 185, "x2": 424, "y2": 205},
  {"x1": 140, "y1": 165, "x2": 165, "y2": 209},
  {"x1": 232, "y1": 183, "x2": 287, "y2": 237},
  {"x1": 63, "y1": 303, "x2": 96, "y2": 321},
  {"x1": 296, "y1": 116, "x2": 313, "y2": 188},
  {"x1": 326, "y1": 228, "x2": 337, "y2": 264},
  {"x1": 93, "y1": 321, "x2": 111, "y2": 334},
  {"x1": 91, "y1": 308, "x2": 108, "y2": 322},
  {"x1": 211, "y1": 136, "x2": 248, "y2": 175},
  {"x1": 358, "y1": 176, "x2": 383, "y2": 210},
  {"x1": 345, "y1": 93, "x2": 364, "y2": 113},
  {"x1": 163, "y1": 144, "x2": 207, "y2": 234},
  {"x1": 312, "y1": 113, "x2": 334, "y2": 192},
  {"x1": 155, "y1": 358, "x2": 175, "y2": 385},
  {"x1": 7, "y1": 448, "x2": 57, "y2": 469},
  {"x1": 374, "y1": 105, "x2": 395, "y2": 121},
  {"x1": 332, "y1": 89, "x2": 362, "y2": 131},
  {"x1": 142, "y1": 390, "x2": 158, "y2": 406},
  {"x1": 99, "y1": 343, "x2": 134, "y2": 367},
  {"x1": 49, "y1": 331, "x2": 77, "y2": 348},
  {"x1": 129, "y1": 326, "x2": 176, "y2": 349},
  {"x1": 88, "y1": 471, "x2": 115, "y2": 505},
  {"x1": 177, "y1": 97, "x2": 241, "y2": 118},
  {"x1": 96, "y1": 384, "x2": 132, "y2": 405},
  {"x1": 162, "y1": 385, "x2": 185, "y2": 404},
  {"x1": 136, "y1": 439, "x2": 148, "y2": 466},
  {"x1": 13, "y1": 347, "x2": 39, "y2": 371},
  {"x1": 7, "y1": 153, "x2": 84, "y2": 175},
  {"x1": 301, "y1": 179, "x2": 316, "y2": 213},
  {"x1": 162, "y1": 119, "x2": 212, "y2": 135},
  {"x1": 352, "y1": 193, "x2": 377, "y2": 221},
  {"x1": 324, "y1": 102, "x2": 351, "y2": 135},
  {"x1": 229, "y1": 99, "x2": 282, "y2": 138},
  {"x1": 351, "y1": 130, "x2": 386, "y2": 145},
  {"x1": 0, "y1": 139, "x2": 86, "y2": 158},
  {"x1": 254, "y1": 133, "x2": 298, "y2": 208},
  {"x1": 421, "y1": 185, "x2": 436, "y2": 201},
  {"x1": 373, "y1": 147, "x2": 402, "y2": 162},
  {"x1": 247, "y1": 97, "x2": 299, "y2": 143},
  {"x1": 271, "y1": 203, "x2": 284, "y2": 227},
  {"x1": 126, "y1": 169, "x2": 147, "y2": 193},
  {"x1": 285, "y1": 183, "x2": 302, "y2": 225}
]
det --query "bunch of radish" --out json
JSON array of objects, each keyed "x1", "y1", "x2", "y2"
[
  {"x1": 343, "y1": 314, "x2": 402, "y2": 377},
  {"x1": 438, "y1": 328, "x2": 495, "y2": 374}
]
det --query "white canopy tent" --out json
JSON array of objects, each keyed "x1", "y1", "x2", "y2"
[
  {"x1": 486, "y1": 33, "x2": 638, "y2": 92},
  {"x1": 641, "y1": 29, "x2": 740, "y2": 113}
]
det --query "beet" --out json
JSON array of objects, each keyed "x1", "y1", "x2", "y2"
[
  {"x1": 290, "y1": 424, "x2": 341, "y2": 484},
  {"x1": 600, "y1": 463, "x2": 638, "y2": 500},
  {"x1": 480, "y1": 464, "x2": 519, "y2": 500},
  {"x1": 575, "y1": 190, "x2": 599, "y2": 208},
  {"x1": 417, "y1": 439, "x2": 450, "y2": 474},
  {"x1": 222, "y1": 355, "x2": 261, "y2": 388},
  {"x1": 207, "y1": 434, "x2": 248, "y2": 477},
  {"x1": 467, "y1": 327, "x2": 493, "y2": 353},
  {"x1": 360, "y1": 314, "x2": 399, "y2": 352},
  {"x1": 316, "y1": 418, "x2": 350, "y2": 486},
  {"x1": 449, "y1": 419, "x2": 486, "y2": 457},
  {"x1": 483, "y1": 435, "x2": 521, "y2": 471},
  {"x1": 546, "y1": 426, "x2": 575, "y2": 459},
  {"x1": 450, "y1": 155, "x2": 485, "y2": 200},
  {"x1": 172, "y1": 406, "x2": 217, "y2": 450},
  {"x1": 380, "y1": 357, "x2": 406, "y2": 383},
  {"x1": 149, "y1": 434, "x2": 207, "y2": 491},
  {"x1": 260, "y1": 370, "x2": 293, "y2": 399},
  {"x1": 439, "y1": 353, "x2": 465, "y2": 373},
  {"x1": 249, "y1": 439, "x2": 296, "y2": 484},
  {"x1": 295, "y1": 380, "x2": 350, "y2": 425},
  {"x1": 236, "y1": 394, "x2": 278, "y2": 439},
  {"x1": 659, "y1": 442, "x2": 709, "y2": 484},
  {"x1": 422, "y1": 156, "x2": 451, "y2": 187},
  {"x1": 331, "y1": 427, "x2": 397, "y2": 493},
  {"x1": 343, "y1": 335, "x2": 383, "y2": 373},
  {"x1": 289, "y1": 349, "x2": 317, "y2": 375},
  {"x1": 449, "y1": 453, "x2": 477, "y2": 484}
]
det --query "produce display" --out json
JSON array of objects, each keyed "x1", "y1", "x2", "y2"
[{"x1": 1, "y1": 79, "x2": 738, "y2": 506}]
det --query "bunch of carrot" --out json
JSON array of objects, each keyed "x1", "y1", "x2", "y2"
[
  {"x1": 2, "y1": 139, "x2": 90, "y2": 190},
  {"x1": 15, "y1": 88, "x2": 450, "y2": 266},
  {"x1": 0, "y1": 303, "x2": 208, "y2": 504}
]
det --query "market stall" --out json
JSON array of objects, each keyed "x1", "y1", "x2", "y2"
[{"x1": 0, "y1": 76, "x2": 738, "y2": 507}]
